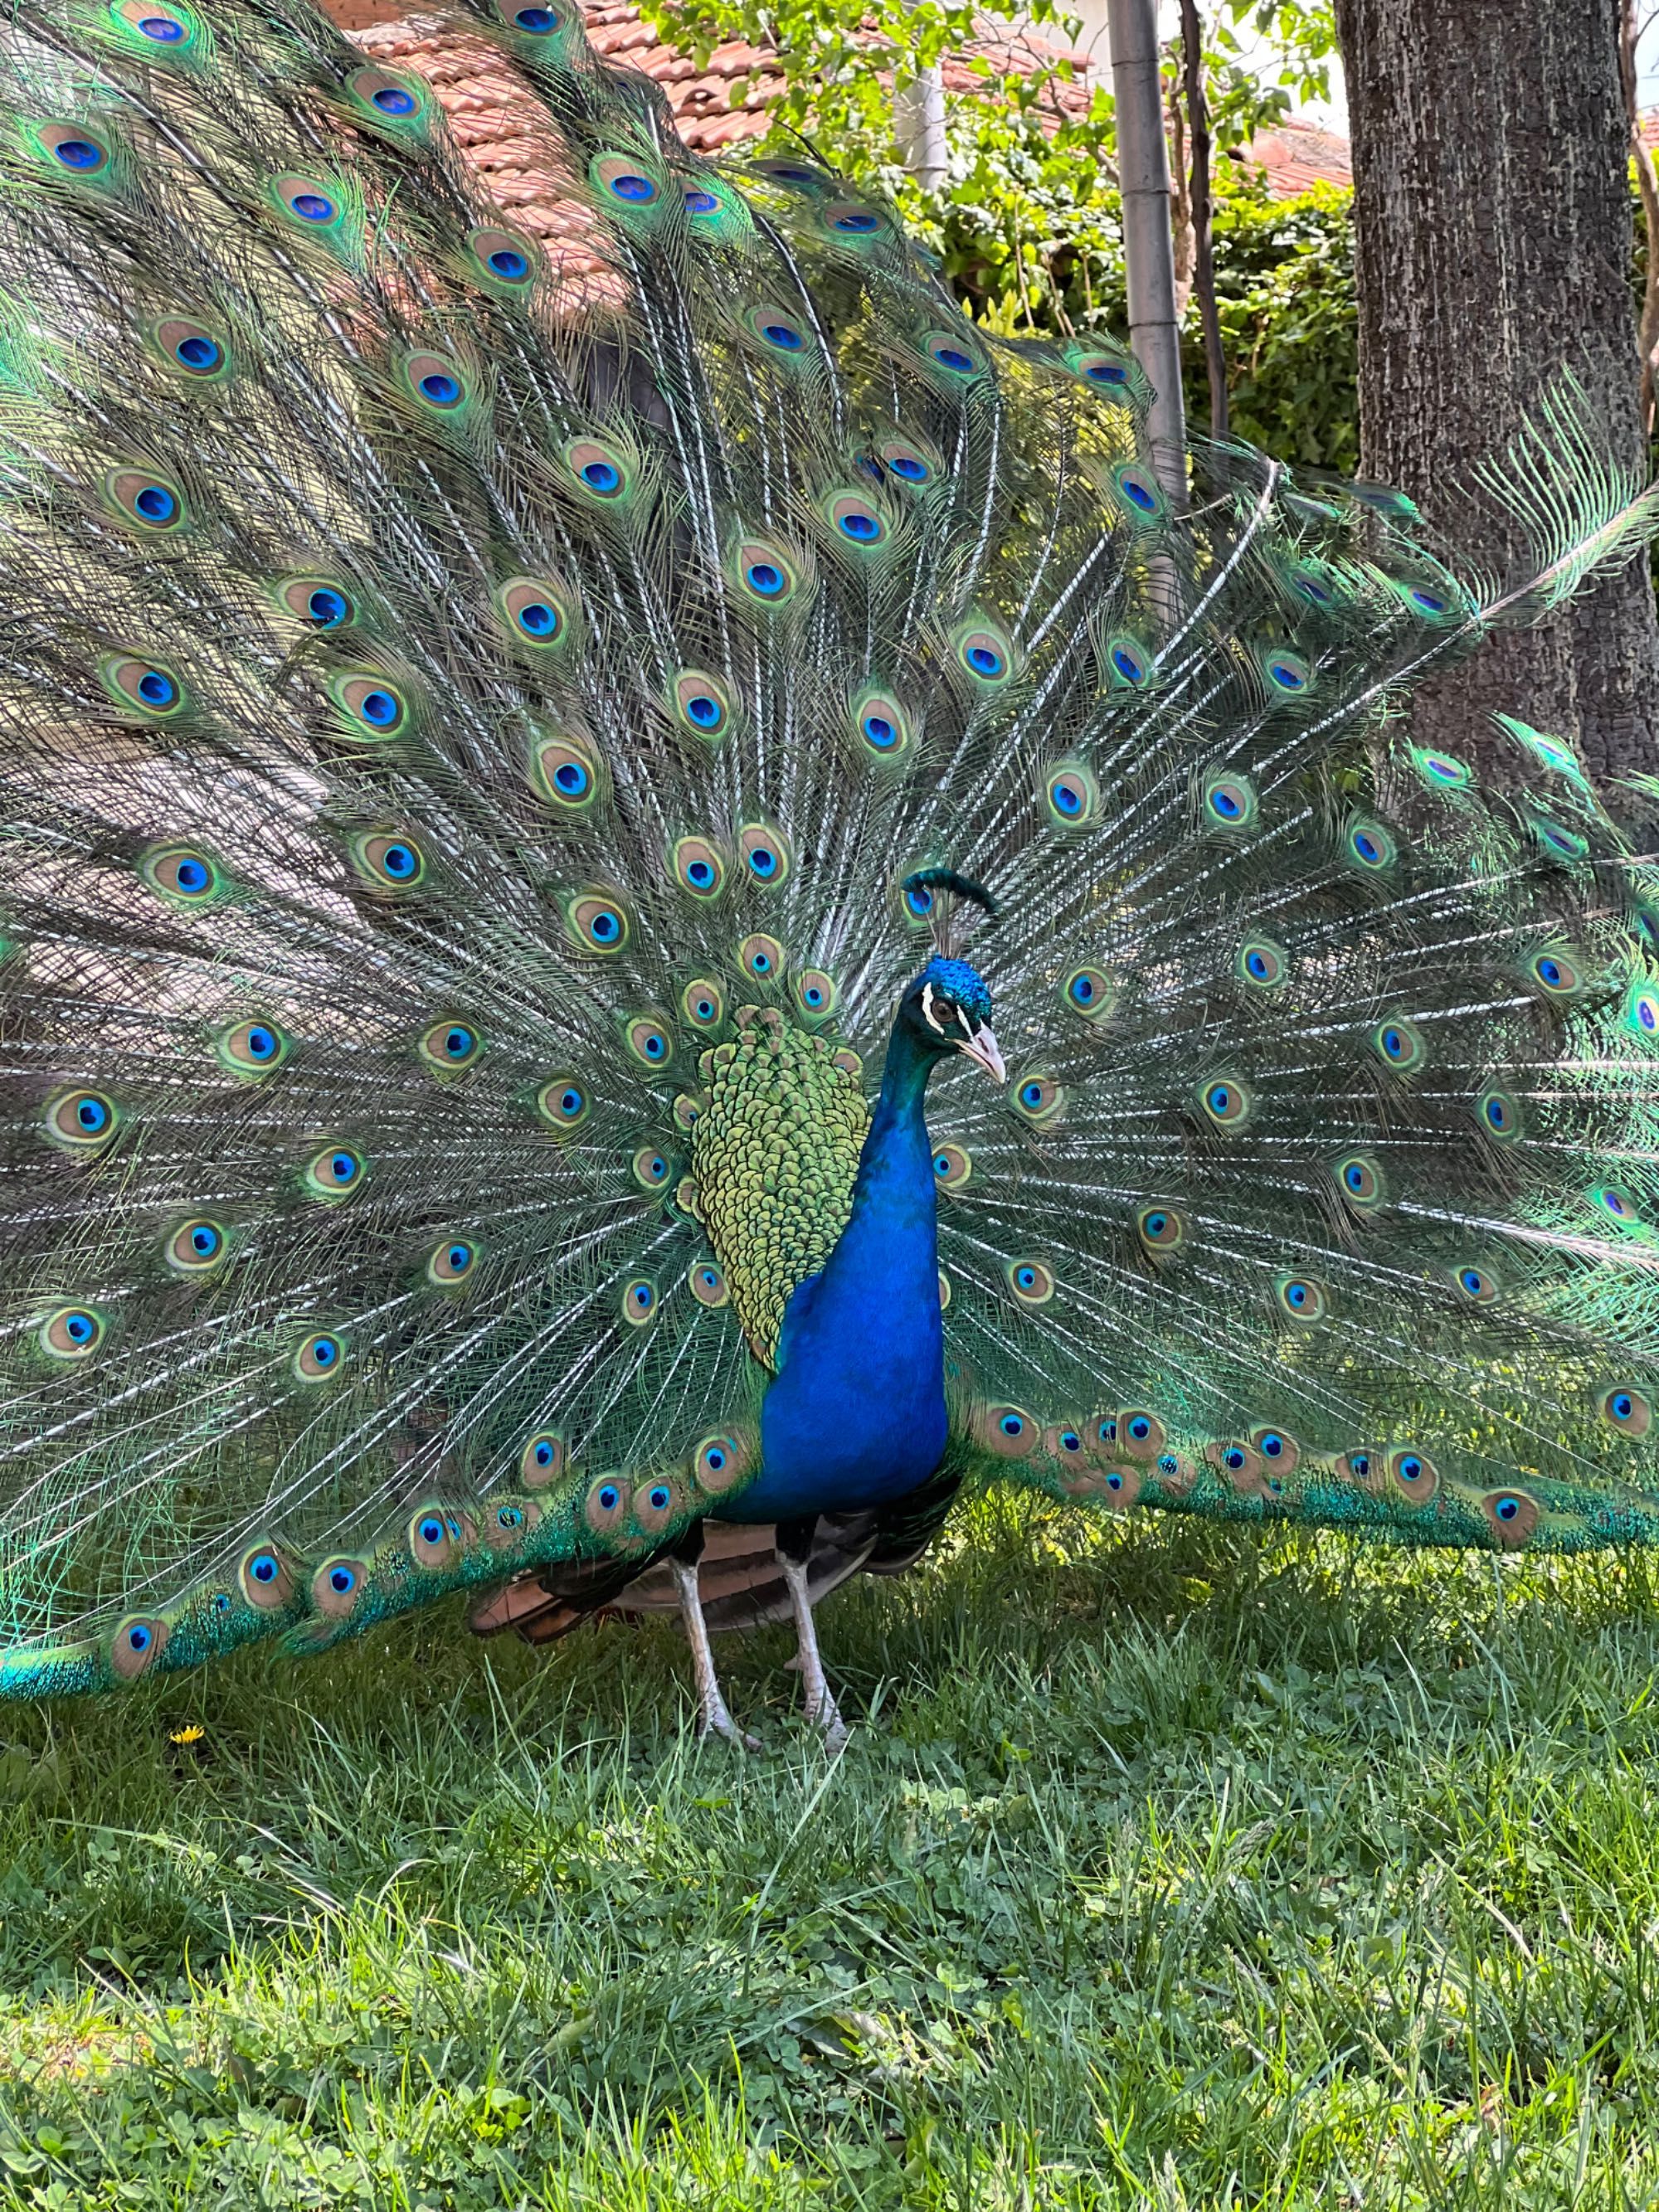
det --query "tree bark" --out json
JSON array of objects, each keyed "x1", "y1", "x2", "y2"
[{"x1": 1333, "y1": 0, "x2": 1658, "y2": 780}]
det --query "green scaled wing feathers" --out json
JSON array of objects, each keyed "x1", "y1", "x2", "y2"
[{"x1": 0, "y1": 0, "x2": 1657, "y2": 1704}]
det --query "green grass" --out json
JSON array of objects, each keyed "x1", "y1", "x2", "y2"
[{"x1": 4, "y1": 1496, "x2": 1659, "y2": 2209}]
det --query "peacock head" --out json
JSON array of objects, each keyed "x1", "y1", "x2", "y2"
[{"x1": 898, "y1": 956, "x2": 1005, "y2": 1082}]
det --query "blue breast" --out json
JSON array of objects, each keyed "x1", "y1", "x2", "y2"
[{"x1": 735, "y1": 1035, "x2": 949, "y2": 1523}]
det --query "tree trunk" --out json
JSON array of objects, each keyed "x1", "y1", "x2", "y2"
[{"x1": 1333, "y1": 0, "x2": 1658, "y2": 780}]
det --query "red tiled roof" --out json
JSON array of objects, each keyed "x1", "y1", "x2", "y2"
[{"x1": 1243, "y1": 117, "x2": 1351, "y2": 197}]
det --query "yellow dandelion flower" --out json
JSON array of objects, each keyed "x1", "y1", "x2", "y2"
[{"x1": 168, "y1": 1723, "x2": 206, "y2": 1747}]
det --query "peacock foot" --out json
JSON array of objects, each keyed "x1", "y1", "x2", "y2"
[{"x1": 698, "y1": 1696, "x2": 762, "y2": 1753}]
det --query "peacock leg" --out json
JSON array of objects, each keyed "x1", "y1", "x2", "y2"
[
  {"x1": 776, "y1": 1518, "x2": 849, "y2": 1750},
  {"x1": 669, "y1": 1526, "x2": 760, "y2": 1751}
]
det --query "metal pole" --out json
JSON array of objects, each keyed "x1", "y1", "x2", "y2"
[
  {"x1": 1106, "y1": 0, "x2": 1186, "y2": 498},
  {"x1": 894, "y1": 64, "x2": 947, "y2": 192}
]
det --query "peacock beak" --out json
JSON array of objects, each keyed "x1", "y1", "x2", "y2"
[{"x1": 958, "y1": 1023, "x2": 1005, "y2": 1084}]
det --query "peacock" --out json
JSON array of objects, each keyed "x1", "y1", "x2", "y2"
[{"x1": 2, "y1": 0, "x2": 1659, "y2": 1753}]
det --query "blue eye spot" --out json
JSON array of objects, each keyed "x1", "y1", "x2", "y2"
[
  {"x1": 933, "y1": 345, "x2": 974, "y2": 373},
  {"x1": 1354, "y1": 833, "x2": 1379, "y2": 863},
  {"x1": 372, "y1": 85, "x2": 417, "y2": 114},
  {"x1": 330, "y1": 1564, "x2": 356, "y2": 1593},
  {"x1": 127, "y1": 1623, "x2": 152, "y2": 1651},
  {"x1": 332, "y1": 1153, "x2": 358, "y2": 1183},
  {"x1": 1106, "y1": 1471, "x2": 1125, "y2": 1491},
  {"x1": 139, "y1": 13, "x2": 186, "y2": 36},
  {"x1": 534, "y1": 1440, "x2": 557, "y2": 1467},
  {"x1": 582, "y1": 459, "x2": 620, "y2": 491},
  {"x1": 835, "y1": 211, "x2": 878, "y2": 232},
  {"x1": 78, "y1": 1099, "x2": 109, "y2": 1132},
  {"x1": 192, "y1": 1225, "x2": 220, "y2": 1257},
  {"x1": 516, "y1": 600, "x2": 557, "y2": 639},
  {"x1": 649, "y1": 1484, "x2": 671, "y2": 1510},
  {"x1": 1000, "y1": 1414, "x2": 1024, "y2": 1437},
  {"x1": 1538, "y1": 959, "x2": 1561, "y2": 985},
  {"x1": 888, "y1": 455, "x2": 928, "y2": 483},
  {"x1": 1495, "y1": 1495, "x2": 1520, "y2": 1521},
  {"x1": 251, "y1": 1552, "x2": 278, "y2": 1583},
  {"x1": 1059, "y1": 1430, "x2": 1082, "y2": 1452},
  {"x1": 598, "y1": 1483, "x2": 620, "y2": 1510},
  {"x1": 1485, "y1": 1098, "x2": 1508, "y2": 1130},
  {"x1": 553, "y1": 761, "x2": 588, "y2": 797},
  {"x1": 761, "y1": 323, "x2": 803, "y2": 351},
  {"x1": 447, "y1": 1244, "x2": 472, "y2": 1272},
  {"x1": 1020, "y1": 1082, "x2": 1043, "y2": 1108},
  {"x1": 65, "y1": 1311, "x2": 95, "y2": 1344},
  {"x1": 1145, "y1": 1213, "x2": 1167, "y2": 1237},
  {"x1": 1122, "y1": 476, "x2": 1157, "y2": 513},
  {"x1": 906, "y1": 886, "x2": 933, "y2": 916},
  {"x1": 245, "y1": 1025, "x2": 278, "y2": 1062},
  {"x1": 1208, "y1": 1085, "x2": 1231, "y2": 1114},
  {"x1": 444, "y1": 1027, "x2": 474, "y2": 1060},
  {"x1": 54, "y1": 139, "x2": 104, "y2": 169},
  {"x1": 632, "y1": 1285, "x2": 653, "y2": 1310},
  {"x1": 1112, "y1": 645, "x2": 1146, "y2": 683},
  {"x1": 590, "y1": 912, "x2": 620, "y2": 943},
  {"x1": 174, "y1": 333, "x2": 220, "y2": 369},
  {"x1": 687, "y1": 859, "x2": 713, "y2": 887},
  {"x1": 1268, "y1": 660, "x2": 1304, "y2": 690},
  {"x1": 175, "y1": 858, "x2": 210, "y2": 894},
  {"x1": 134, "y1": 484, "x2": 177, "y2": 523},
  {"x1": 1128, "y1": 1417, "x2": 1151, "y2": 1441},
  {"x1": 1410, "y1": 588, "x2": 1447, "y2": 614},
  {"x1": 1461, "y1": 1268, "x2": 1484, "y2": 1295},
  {"x1": 1015, "y1": 1266, "x2": 1037, "y2": 1290},
  {"x1": 684, "y1": 188, "x2": 719, "y2": 213},
  {"x1": 609, "y1": 173, "x2": 656, "y2": 202},
  {"x1": 561, "y1": 1088, "x2": 583, "y2": 1116},
  {"x1": 382, "y1": 843, "x2": 416, "y2": 879},
  {"x1": 307, "y1": 587, "x2": 348, "y2": 626},
  {"x1": 1245, "y1": 952, "x2": 1269, "y2": 980},
  {"x1": 746, "y1": 562, "x2": 783, "y2": 596},
  {"x1": 1397, "y1": 1456, "x2": 1423, "y2": 1483},
  {"x1": 488, "y1": 246, "x2": 529, "y2": 278},
  {"x1": 1260, "y1": 1434, "x2": 1284, "y2": 1459},
  {"x1": 420, "y1": 1515, "x2": 444, "y2": 1544},
  {"x1": 310, "y1": 1335, "x2": 338, "y2": 1368},
  {"x1": 292, "y1": 192, "x2": 335, "y2": 222},
  {"x1": 966, "y1": 645, "x2": 1004, "y2": 677},
  {"x1": 498, "y1": 1505, "x2": 523, "y2": 1529},
  {"x1": 358, "y1": 689, "x2": 398, "y2": 727},
  {"x1": 1086, "y1": 362, "x2": 1128, "y2": 385},
  {"x1": 419, "y1": 372, "x2": 461, "y2": 406},
  {"x1": 1224, "y1": 1446, "x2": 1246, "y2": 1471},
  {"x1": 838, "y1": 510, "x2": 878, "y2": 541},
  {"x1": 1051, "y1": 780, "x2": 1082, "y2": 815},
  {"x1": 1345, "y1": 1164, "x2": 1366, "y2": 1191},
  {"x1": 685, "y1": 693, "x2": 722, "y2": 728},
  {"x1": 1286, "y1": 1281, "x2": 1308, "y2": 1307},
  {"x1": 863, "y1": 712, "x2": 897, "y2": 748},
  {"x1": 135, "y1": 668, "x2": 177, "y2": 706},
  {"x1": 514, "y1": 3, "x2": 558, "y2": 24},
  {"x1": 747, "y1": 847, "x2": 776, "y2": 878},
  {"x1": 1209, "y1": 788, "x2": 1242, "y2": 820},
  {"x1": 1070, "y1": 975, "x2": 1095, "y2": 1004},
  {"x1": 706, "y1": 1446, "x2": 726, "y2": 1470}
]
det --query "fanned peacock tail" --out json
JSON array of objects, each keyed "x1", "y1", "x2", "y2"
[{"x1": 2, "y1": 0, "x2": 1658, "y2": 1701}]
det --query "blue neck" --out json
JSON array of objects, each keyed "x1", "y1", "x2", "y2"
[{"x1": 743, "y1": 1026, "x2": 950, "y2": 1521}]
